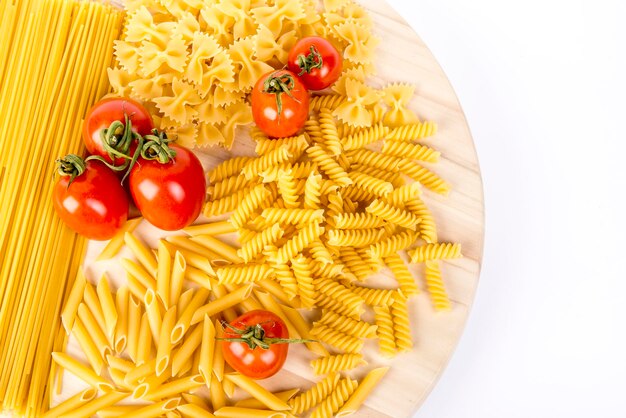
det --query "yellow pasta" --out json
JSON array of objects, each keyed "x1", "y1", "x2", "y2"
[
  {"x1": 350, "y1": 285, "x2": 398, "y2": 307},
  {"x1": 144, "y1": 375, "x2": 204, "y2": 401},
  {"x1": 291, "y1": 255, "x2": 316, "y2": 308},
  {"x1": 366, "y1": 199, "x2": 422, "y2": 230},
  {"x1": 62, "y1": 391, "x2": 130, "y2": 418},
  {"x1": 72, "y1": 318, "x2": 104, "y2": 373},
  {"x1": 367, "y1": 230, "x2": 418, "y2": 260},
  {"x1": 384, "y1": 253, "x2": 420, "y2": 297},
  {"x1": 198, "y1": 315, "x2": 216, "y2": 389},
  {"x1": 118, "y1": 397, "x2": 181, "y2": 418},
  {"x1": 192, "y1": 234, "x2": 243, "y2": 264},
  {"x1": 41, "y1": 388, "x2": 97, "y2": 418},
  {"x1": 253, "y1": 290, "x2": 301, "y2": 339},
  {"x1": 397, "y1": 159, "x2": 451, "y2": 195},
  {"x1": 121, "y1": 258, "x2": 157, "y2": 292},
  {"x1": 309, "y1": 94, "x2": 346, "y2": 112},
  {"x1": 114, "y1": 287, "x2": 130, "y2": 353},
  {"x1": 279, "y1": 304, "x2": 329, "y2": 357},
  {"x1": 225, "y1": 373, "x2": 291, "y2": 411},
  {"x1": 327, "y1": 228, "x2": 385, "y2": 247},
  {"x1": 382, "y1": 139, "x2": 440, "y2": 163},
  {"x1": 124, "y1": 232, "x2": 158, "y2": 275},
  {"x1": 170, "y1": 251, "x2": 187, "y2": 306},
  {"x1": 156, "y1": 306, "x2": 177, "y2": 376},
  {"x1": 309, "y1": 324, "x2": 364, "y2": 353},
  {"x1": 126, "y1": 295, "x2": 142, "y2": 362},
  {"x1": 373, "y1": 305, "x2": 397, "y2": 358},
  {"x1": 289, "y1": 373, "x2": 340, "y2": 415},
  {"x1": 184, "y1": 221, "x2": 238, "y2": 236},
  {"x1": 342, "y1": 123, "x2": 389, "y2": 151},
  {"x1": 97, "y1": 217, "x2": 143, "y2": 261},
  {"x1": 137, "y1": 313, "x2": 153, "y2": 365},
  {"x1": 172, "y1": 287, "x2": 211, "y2": 344},
  {"x1": 336, "y1": 367, "x2": 389, "y2": 417},
  {"x1": 214, "y1": 407, "x2": 286, "y2": 418},
  {"x1": 405, "y1": 197, "x2": 438, "y2": 243},
  {"x1": 83, "y1": 281, "x2": 108, "y2": 338},
  {"x1": 410, "y1": 242, "x2": 462, "y2": 263},
  {"x1": 316, "y1": 310, "x2": 377, "y2": 338},
  {"x1": 171, "y1": 324, "x2": 203, "y2": 376},
  {"x1": 229, "y1": 184, "x2": 271, "y2": 228},
  {"x1": 97, "y1": 274, "x2": 118, "y2": 339},
  {"x1": 347, "y1": 171, "x2": 393, "y2": 198},
  {"x1": 191, "y1": 284, "x2": 254, "y2": 324},
  {"x1": 310, "y1": 377, "x2": 358, "y2": 418},
  {"x1": 390, "y1": 298, "x2": 413, "y2": 352},
  {"x1": 270, "y1": 222, "x2": 324, "y2": 264},
  {"x1": 216, "y1": 263, "x2": 273, "y2": 285},
  {"x1": 311, "y1": 353, "x2": 366, "y2": 376},
  {"x1": 77, "y1": 304, "x2": 111, "y2": 357},
  {"x1": 424, "y1": 260, "x2": 452, "y2": 311},
  {"x1": 61, "y1": 268, "x2": 86, "y2": 334},
  {"x1": 306, "y1": 145, "x2": 352, "y2": 187},
  {"x1": 339, "y1": 247, "x2": 373, "y2": 281},
  {"x1": 176, "y1": 403, "x2": 217, "y2": 418},
  {"x1": 50, "y1": 352, "x2": 113, "y2": 392},
  {"x1": 386, "y1": 121, "x2": 438, "y2": 141}
]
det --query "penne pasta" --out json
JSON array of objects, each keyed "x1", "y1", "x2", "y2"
[
  {"x1": 170, "y1": 251, "x2": 186, "y2": 306},
  {"x1": 144, "y1": 289, "x2": 163, "y2": 346},
  {"x1": 235, "y1": 389, "x2": 300, "y2": 409},
  {"x1": 213, "y1": 407, "x2": 288, "y2": 418},
  {"x1": 121, "y1": 258, "x2": 157, "y2": 291},
  {"x1": 106, "y1": 355, "x2": 134, "y2": 374},
  {"x1": 172, "y1": 287, "x2": 211, "y2": 344},
  {"x1": 145, "y1": 375, "x2": 204, "y2": 401},
  {"x1": 336, "y1": 367, "x2": 390, "y2": 417},
  {"x1": 156, "y1": 306, "x2": 178, "y2": 376},
  {"x1": 50, "y1": 352, "x2": 113, "y2": 392},
  {"x1": 97, "y1": 404, "x2": 143, "y2": 418},
  {"x1": 83, "y1": 281, "x2": 108, "y2": 338},
  {"x1": 114, "y1": 287, "x2": 129, "y2": 353},
  {"x1": 61, "y1": 267, "x2": 86, "y2": 334},
  {"x1": 72, "y1": 318, "x2": 104, "y2": 373},
  {"x1": 124, "y1": 232, "x2": 158, "y2": 275},
  {"x1": 184, "y1": 221, "x2": 237, "y2": 236},
  {"x1": 191, "y1": 284, "x2": 254, "y2": 325},
  {"x1": 124, "y1": 358, "x2": 157, "y2": 386},
  {"x1": 77, "y1": 303, "x2": 111, "y2": 357},
  {"x1": 224, "y1": 373, "x2": 291, "y2": 411},
  {"x1": 137, "y1": 313, "x2": 153, "y2": 365},
  {"x1": 118, "y1": 397, "x2": 181, "y2": 418},
  {"x1": 41, "y1": 388, "x2": 97, "y2": 418},
  {"x1": 212, "y1": 321, "x2": 225, "y2": 382},
  {"x1": 171, "y1": 324, "x2": 203, "y2": 376},
  {"x1": 191, "y1": 235, "x2": 243, "y2": 264},
  {"x1": 186, "y1": 265, "x2": 213, "y2": 290},
  {"x1": 61, "y1": 391, "x2": 129, "y2": 418},
  {"x1": 126, "y1": 295, "x2": 142, "y2": 363},
  {"x1": 97, "y1": 274, "x2": 118, "y2": 338},
  {"x1": 279, "y1": 304, "x2": 329, "y2": 357},
  {"x1": 209, "y1": 372, "x2": 227, "y2": 410},
  {"x1": 166, "y1": 235, "x2": 224, "y2": 263},
  {"x1": 176, "y1": 403, "x2": 217, "y2": 418},
  {"x1": 198, "y1": 315, "x2": 216, "y2": 389},
  {"x1": 97, "y1": 217, "x2": 142, "y2": 261},
  {"x1": 253, "y1": 290, "x2": 301, "y2": 339},
  {"x1": 157, "y1": 240, "x2": 172, "y2": 308}
]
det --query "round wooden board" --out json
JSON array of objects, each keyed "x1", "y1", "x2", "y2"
[{"x1": 53, "y1": 1, "x2": 484, "y2": 417}]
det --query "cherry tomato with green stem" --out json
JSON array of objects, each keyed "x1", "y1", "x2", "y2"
[
  {"x1": 288, "y1": 36, "x2": 343, "y2": 91},
  {"x1": 82, "y1": 97, "x2": 154, "y2": 167},
  {"x1": 127, "y1": 130, "x2": 206, "y2": 231},
  {"x1": 52, "y1": 155, "x2": 129, "y2": 240},
  {"x1": 251, "y1": 70, "x2": 310, "y2": 138},
  {"x1": 220, "y1": 310, "x2": 309, "y2": 379}
]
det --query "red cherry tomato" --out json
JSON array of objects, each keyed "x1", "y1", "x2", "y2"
[
  {"x1": 288, "y1": 36, "x2": 343, "y2": 91},
  {"x1": 83, "y1": 97, "x2": 154, "y2": 166},
  {"x1": 128, "y1": 143, "x2": 206, "y2": 231},
  {"x1": 53, "y1": 156, "x2": 129, "y2": 241},
  {"x1": 221, "y1": 310, "x2": 290, "y2": 379},
  {"x1": 251, "y1": 70, "x2": 310, "y2": 138}
]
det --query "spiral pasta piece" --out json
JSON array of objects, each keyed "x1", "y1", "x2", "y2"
[
  {"x1": 315, "y1": 293, "x2": 361, "y2": 319},
  {"x1": 260, "y1": 208, "x2": 325, "y2": 226},
  {"x1": 405, "y1": 197, "x2": 438, "y2": 243},
  {"x1": 236, "y1": 223, "x2": 283, "y2": 262},
  {"x1": 310, "y1": 377, "x2": 358, "y2": 418},
  {"x1": 336, "y1": 122, "x2": 359, "y2": 139},
  {"x1": 386, "y1": 121, "x2": 438, "y2": 141},
  {"x1": 229, "y1": 184, "x2": 270, "y2": 228},
  {"x1": 343, "y1": 197, "x2": 359, "y2": 214},
  {"x1": 339, "y1": 247, "x2": 373, "y2": 281},
  {"x1": 276, "y1": 168, "x2": 299, "y2": 208},
  {"x1": 309, "y1": 94, "x2": 346, "y2": 112},
  {"x1": 319, "y1": 107, "x2": 342, "y2": 156},
  {"x1": 390, "y1": 298, "x2": 413, "y2": 352},
  {"x1": 367, "y1": 230, "x2": 418, "y2": 260},
  {"x1": 366, "y1": 199, "x2": 421, "y2": 230},
  {"x1": 263, "y1": 246, "x2": 299, "y2": 300},
  {"x1": 209, "y1": 174, "x2": 255, "y2": 200},
  {"x1": 382, "y1": 139, "x2": 440, "y2": 163},
  {"x1": 260, "y1": 161, "x2": 318, "y2": 183},
  {"x1": 241, "y1": 145, "x2": 292, "y2": 180},
  {"x1": 327, "y1": 228, "x2": 385, "y2": 247},
  {"x1": 385, "y1": 182, "x2": 422, "y2": 208},
  {"x1": 306, "y1": 145, "x2": 352, "y2": 187},
  {"x1": 397, "y1": 160, "x2": 451, "y2": 195},
  {"x1": 310, "y1": 353, "x2": 366, "y2": 376},
  {"x1": 350, "y1": 286, "x2": 397, "y2": 307},
  {"x1": 348, "y1": 171, "x2": 393, "y2": 197},
  {"x1": 288, "y1": 373, "x2": 340, "y2": 415},
  {"x1": 309, "y1": 324, "x2": 364, "y2": 352},
  {"x1": 308, "y1": 240, "x2": 334, "y2": 265},
  {"x1": 425, "y1": 260, "x2": 451, "y2": 311},
  {"x1": 254, "y1": 133, "x2": 309, "y2": 155},
  {"x1": 356, "y1": 246, "x2": 383, "y2": 273},
  {"x1": 204, "y1": 186, "x2": 255, "y2": 216},
  {"x1": 304, "y1": 172, "x2": 323, "y2": 210},
  {"x1": 341, "y1": 185, "x2": 376, "y2": 203},
  {"x1": 373, "y1": 305, "x2": 397, "y2": 358},
  {"x1": 383, "y1": 253, "x2": 419, "y2": 297},
  {"x1": 333, "y1": 212, "x2": 386, "y2": 230},
  {"x1": 216, "y1": 263, "x2": 272, "y2": 285},
  {"x1": 342, "y1": 123, "x2": 390, "y2": 151},
  {"x1": 409, "y1": 243, "x2": 462, "y2": 263},
  {"x1": 271, "y1": 222, "x2": 324, "y2": 264},
  {"x1": 346, "y1": 148, "x2": 402, "y2": 173},
  {"x1": 313, "y1": 278, "x2": 365, "y2": 316},
  {"x1": 291, "y1": 255, "x2": 316, "y2": 308},
  {"x1": 317, "y1": 310, "x2": 377, "y2": 338},
  {"x1": 304, "y1": 115, "x2": 324, "y2": 144},
  {"x1": 325, "y1": 192, "x2": 344, "y2": 224},
  {"x1": 351, "y1": 164, "x2": 404, "y2": 188},
  {"x1": 208, "y1": 156, "x2": 253, "y2": 183}
]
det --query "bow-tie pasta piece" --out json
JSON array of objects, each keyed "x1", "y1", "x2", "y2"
[
  {"x1": 153, "y1": 78, "x2": 203, "y2": 124},
  {"x1": 334, "y1": 78, "x2": 381, "y2": 127},
  {"x1": 139, "y1": 36, "x2": 188, "y2": 77},
  {"x1": 129, "y1": 73, "x2": 174, "y2": 101},
  {"x1": 252, "y1": 0, "x2": 306, "y2": 38},
  {"x1": 228, "y1": 36, "x2": 274, "y2": 92},
  {"x1": 216, "y1": 0, "x2": 258, "y2": 40},
  {"x1": 382, "y1": 83, "x2": 420, "y2": 127},
  {"x1": 334, "y1": 20, "x2": 379, "y2": 65}
]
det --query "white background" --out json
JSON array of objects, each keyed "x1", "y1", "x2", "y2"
[{"x1": 384, "y1": 1, "x2": 626, "y2": 417}]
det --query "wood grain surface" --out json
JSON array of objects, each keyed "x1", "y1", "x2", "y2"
[{"x1": 53, "y1": 1, "x2": 484, "y2": 417}]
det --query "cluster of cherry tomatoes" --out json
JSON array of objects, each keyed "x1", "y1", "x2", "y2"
[
  {"x1": 53, "y1": 97, "x2": 206, "y2": 240},
  {"x1": 252, "y1": 36, "x2": 342, "y2": 138}
]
